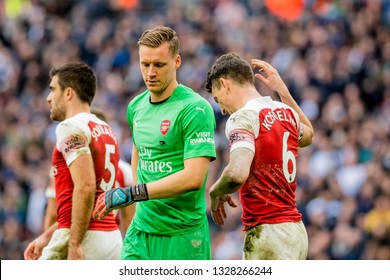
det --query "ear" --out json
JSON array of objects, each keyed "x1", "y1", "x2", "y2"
[
  {"x1": 219, "y1": 78, "x2": 230, "y2": 92},
  {"x1": 64, "y1": 87, "x2": 75, "y2": 101},
  {"x1": 175, "y1": 54, "x2": 181, "y2": 69}
]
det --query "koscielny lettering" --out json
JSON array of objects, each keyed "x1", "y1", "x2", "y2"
[
  {"x1": 262, "y1": 109, "x2": 296, "y2": 131},
  {"x1": 91, "y1": 124, "x2": 117, "y2": 142}
]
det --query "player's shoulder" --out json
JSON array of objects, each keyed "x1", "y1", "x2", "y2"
[
  {"x1": 55, "y1": 114, "x2": 94, "y2": 147},
  {"x1": 228, "y1": 108, "x2": 258, "y2": 131},
  {"x1": 272, "y1": 99, "x2": 300, "y2": 120},
  {"x1": 129, "y1": 90, "x2": 149, "y2": 105},
  {"x1": 176, "y1": 84, "x2": 200, "y2": 99},
  {"x1": 226, "y1": 99, "x2": 262, "y2": 135},
  {"x1": 232, "y1": 98, "x2": 263, "y2": 120},
  {"x1": 178, "y1": 85, "x2": 212, "y2": 109},
  {"x1": 258, "y1": 96, "x2": 294, "y2": 112},
  {"x1": 56, "y1": 113, "x2": 100, "y2": 138},
  {"x1": 57, "y1": 113, "x2": 87, "y2": 132}
]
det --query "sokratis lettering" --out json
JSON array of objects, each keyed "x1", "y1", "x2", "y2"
[
  {"x1": 262, "y1": 109, "x2": 296, "y2": 131},
  {"x1": 91, "y1": 124, "x2": 117, "y2": 143}
]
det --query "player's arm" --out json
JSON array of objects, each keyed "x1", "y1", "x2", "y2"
[
  {"x1": 147, "y1": 156, "x2": 210, "y2": 198},
  {"x1": 251, "y1": 59, "x2": 314, "y2": 147},
  {"x1": 43, "y1": 198, "x2": 58, "y2": 231},
  {"x1": 43, "y1": 170, "x2": 57, "y2": 230},
  {"x1": 210, "y1": 148, "x2": 254, "y2": 196},
  {"x1": 209, "y1": 148, "x2": 254, "y2": 225},
  {"x1": 68, "y1": 153, "x2": 96, "y2": 260},
  {"x1": 24, "y1": 222, "x2": 57, "y2": 260},
  {"x1": 93, "y1": 156, "x2": 211, "y2": 220},
  {"x1": 131, "y1": 145, "x2": 139, "y2": 184},
  {"x1": 93, "y1": 100, "x2": 215, "y2": 220},
  {"x1": 276, "y1": 86, "x2": 313, "y2": 147}
]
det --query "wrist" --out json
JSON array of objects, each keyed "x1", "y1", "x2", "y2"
[
  {"x1": 276, "y1": 85, "x2": 290, "y2": 98},
  {"x1": 68, "y1": 240, "x2": 81, "y2": 247},
  {"x1": 130, "y1": 183, "x2": 149, "y2": 202}
]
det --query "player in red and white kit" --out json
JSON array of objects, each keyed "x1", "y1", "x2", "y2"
[
  {"x1": 41, "y1": 158, "x2": 134, "y2": 237},
  {"x1": 24, "y1": 62, "x2": 122, "y2": 260},
  {"x1": 205, "y1": 54, "x2": 314, "y2": 260},
  {"x1": 90, "y1": 108, "x2": 135, "y2": 236},
  {"x1": 39, "y1": 110, "x2": 133, "y2": 240}
]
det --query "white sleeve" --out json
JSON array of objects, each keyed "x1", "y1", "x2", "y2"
[
  {"x1": 225, "y1": 109, "x2": 259, "y2": 153},
  {"x1": 55, "y1": 120, "x2": 91, "y2": 166}
]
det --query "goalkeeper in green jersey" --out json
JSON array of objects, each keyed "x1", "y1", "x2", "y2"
[{"x1": 93, "y1": 26, "x2": 217, "y2": 260}]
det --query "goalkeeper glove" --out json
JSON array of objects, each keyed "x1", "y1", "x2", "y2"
[{"x1": 93, "y1": 184, "x2": 148, "y2": 220}]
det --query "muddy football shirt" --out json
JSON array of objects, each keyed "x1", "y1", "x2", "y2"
[{"x1": 225, "y1": 97, "x2": 303, "y2": 230}]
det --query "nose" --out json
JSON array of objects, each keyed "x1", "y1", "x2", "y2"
[
  {"x1": 46, "y1": 92, "x2": 52, "y2": 103},
  {"x1": 147, "y1": 66, "x2": 156, "y2": 77}
]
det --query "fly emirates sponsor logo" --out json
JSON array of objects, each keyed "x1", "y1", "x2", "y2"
[
  {"x1": 262, "y1": 109, "x2": 296, "y2": 130},
  {"x1": 139, "y1": 146, "x2": 172, "y2": 173},
  {"x1": 190, "y1": 132, "x2": 214, "y2": 145}
]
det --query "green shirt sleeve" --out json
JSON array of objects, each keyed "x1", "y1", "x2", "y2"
[{"x1": 180, "y1": 98, "x2": 217, "y2": 161}]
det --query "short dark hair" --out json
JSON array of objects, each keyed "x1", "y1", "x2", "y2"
[
  {"x1": 137, "y1": 26, "x2": 180, "y2": 57},
  {"x1": 205, "y1": 53, "x2": 254, "y2": 93},
  {"x1": 49, "y1": 62, "x2": 97, "y2": 105}
]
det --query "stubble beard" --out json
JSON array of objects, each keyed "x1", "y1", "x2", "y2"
[{"x1": 50, "y1": 107, "x2": 66, "y2": 122}]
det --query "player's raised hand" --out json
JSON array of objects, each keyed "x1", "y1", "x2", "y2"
[{"x1": 251, "y1": 59, "x2": 288, "y2": 94}]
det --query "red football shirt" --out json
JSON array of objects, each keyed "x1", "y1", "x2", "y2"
[
  {"x1": 52, "y1": 113, "x2": 119, "y2": 231},
  {"x1": 225, "y1": 97, "x2": 302, "y2": 230}
]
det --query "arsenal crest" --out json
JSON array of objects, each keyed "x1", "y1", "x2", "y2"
[{"x1": 160, "y1": 120, "x2": 170, "y2": 135}]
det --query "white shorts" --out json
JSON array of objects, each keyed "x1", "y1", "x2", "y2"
[
  {"x1": 243, "y1": 221, "x2": 308, "y2": 260},
  {"x1": 39, "y1": 228, "x2": 122, "y2": 260}
]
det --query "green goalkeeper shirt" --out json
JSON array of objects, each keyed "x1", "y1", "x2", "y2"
[{"x1": 127, "y1": 84, "x2": 216, "y2": 235}]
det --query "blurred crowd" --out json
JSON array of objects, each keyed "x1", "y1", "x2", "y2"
[{"x1": 1, "y1": 0, "x2": 390, "y2": 260}]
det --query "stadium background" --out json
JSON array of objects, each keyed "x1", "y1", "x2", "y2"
[{"x1": 0, "y1": 0, "x2": 390, "y2": 260}]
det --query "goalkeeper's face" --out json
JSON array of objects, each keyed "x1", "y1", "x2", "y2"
[{"x1": 139, "y1": 42, "x2": 181, "y2": 97}]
